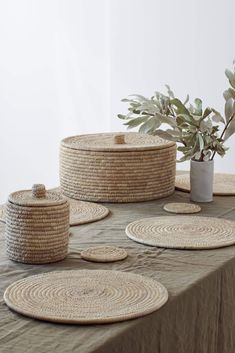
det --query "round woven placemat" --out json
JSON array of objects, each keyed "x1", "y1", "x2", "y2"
[
  {"x1": 126, "y1": 216, "x2": 235, "y2": 250},
  {"x1": 69, "y1": 199, "x2": 109, "y2": 226},
  {"x1": 4, "y1": 270, "x2": 168, "y2": 324},
  {"x1": 175, "y1": 173, "x2": 235, "y2": 196},
  {"x1": 0, "y1": 204, "x2": 5, "y2": 223},
  {"x1": 163, "y1": 203, "x2": 201, "y2": 214},
  {"x1": 81, "y1": 246, "x2": 128, "y2": 263},
  {"x1": 51, "y1": 188, "x2": 109, "y2": 225}
]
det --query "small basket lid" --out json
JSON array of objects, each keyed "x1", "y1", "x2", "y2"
[
  {"x1": 8, "y1": 184, "x2": 67, "y2": 207},
  {"x1": 61, "y1": 132, "x2": 175, "y2": 152}
]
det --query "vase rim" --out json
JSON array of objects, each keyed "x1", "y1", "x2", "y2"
[{"x1": 191, "y1": 159, "x2": 214, "y2": 164}]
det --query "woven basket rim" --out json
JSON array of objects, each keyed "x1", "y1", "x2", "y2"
[
  {"x1": 61, "y1": 132, "x2": 175, "y2": 152},
  {"x1": 8, "y1": 192, "x2": 67, "y2": 208}
]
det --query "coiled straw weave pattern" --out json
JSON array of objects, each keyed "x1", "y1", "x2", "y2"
[
  {"x1": 5, "y1": 185, "x2": 70, "y2": 264},
  {"x1": 126, "y1": 216, "x2": 235, "y2": 250},
  {"x1": 4, "y1": 270, "x2": 168, "y2": 324},
  {"x1": 60, "y1": 132, "x2": 176, "y2": 202}
]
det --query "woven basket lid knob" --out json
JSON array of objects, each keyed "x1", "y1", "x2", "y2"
[
  {"x1": 114, "y1": 134, "x2": 125, "y2": 144},
  {"x1": 32, "y1": 184, "x2": 46, "y2": 198}
]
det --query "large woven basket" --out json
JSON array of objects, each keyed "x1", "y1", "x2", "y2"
[
  {"x1": 60, "y1": 132, "x2": 176, "y2": 202},
  {"x1": 5, "y1": 184, "x2": 70, "y2": 264}
]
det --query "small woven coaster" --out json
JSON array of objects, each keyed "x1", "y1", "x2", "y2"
[
  {"x1": 0, "y1": 204, "x2": 5, "y2": 223},
  {"x1": 51, "y1": 188, "x2": 109, "y2": 226},
  {"x1": 126, "y1": 216, "x2": 235, "y2": 250},
  {"x1": 163, "y1": 203, "x2": 201, "y2": 214},
  {"x1": 81, "y1": 246, "x2": 128, "y2": 263},
  {"x1": 175, "y1": 173, "x2": 235, "y2": 196},
  {"x1": 4, "y1": 270, "x2": 168, "y2": 324}
]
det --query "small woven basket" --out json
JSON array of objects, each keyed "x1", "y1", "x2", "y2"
[
  {"x1": 5, "y1": 184, "x2": 70, "y2": 264},
  {"x1": 60, "y1": 132, "x2": 176, "y2": 202}
]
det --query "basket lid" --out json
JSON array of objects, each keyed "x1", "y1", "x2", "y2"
[
  {"x1": 61, "y1": 132, "x2": 175, "y2": 152},
  {"x1": 8, "y1": 184, "x2": 67, "y2": 207}
]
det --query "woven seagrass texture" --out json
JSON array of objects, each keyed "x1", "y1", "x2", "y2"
[
  {"x1": 5, "y1": 185, "x2": 70, "y2": 264},
  {"x1": 4, "y1": 270, "x2": 168, "y2": 324},
  {"x1": 81, "y1": 246, "x2": 127, "y2": 262},
  {"x1": 126, "y1": 216, "x2": 235, "y2": 250},
  {"x1": 1, "y1": 197, "x2": 109, "y2": 226},
  {"x1": 9, "y1": 186, "x2": 65, "y2": 207},
  {"x1": 0, "y1": 204, "x2": 5, "y2": 223},
  {"x1": 51, "y1": 187, "x2": 109, "y2": 225},
  {"x1": 60, "y1": 132, "x2": 176, "y2": 202},
  {"x1": 175, "y1": 173, "x2": 235, "y2": 196},
  {"x1": 163, "y1": 203, "x2": 201, "y2": 214},
  {"x1": 61, "y1": 132, "x2": 175, "y2": 151},
  {"x1": 69, "y1": 200, "x2": 109, "y2": 225}
]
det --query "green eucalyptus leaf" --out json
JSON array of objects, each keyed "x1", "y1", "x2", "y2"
[
  {"x1": 184, "y1": 94, "x2": 190, "y2": 105},
  {"x1": 128, "y1": 94, "x2": 148, "y2": 101},
  {"x1": 223, "y1": 88, "x2": 235, "y2": 101},
  {"x1": 138, "y1": 121, "x2": 152, "y2": 134},
  {"x1": 224, "y1": 116, "x2": 235, "y2": 140},
  {"x1": 202, "y1": 107, "x2": 212, "y2": 119},
  {"x1": 165, "y1": 128, "x2": 181, "y2": 137},
  {"x1": 225, "y1": 69, "x2": 235, "y2": 89},
  {"x1": 124, "y1": 116, "x2": 149, "y2": 128},
  {"x1": 138, "y1": 117, "x2": 161, "y2": 134},
  {"x1": 153, "y1": 130, "x2": 178, "y2": 142},
  {"x1": 118, "y1": 114, "x2": 130, "y2": 120},
  {"x1": 225, "y1": 97, "x2": 234, "y2": 121},
  {"x1": 191, "y1": 114, "x2": 202, "y2": 122},
  {"x1": 194, "y1": 98, "x2": 203, "y2": 116},
  {"x1": 178, "y1": 154, "x2": 193, "y2": 162},
  {"x1": 203, "y1": 153, "x2": 211, "y2": 161},
  {"x1": 194, "y1": 151, "x2": 202, "y2": 160},
  {"x1": 165, "y1": 84, "x2": 175, "y2": 98},
  {"x1": 176, "y1": 115, "x2": 186, "y2": 126},
  {"x1": 121, "y1": 98, "x2": 132, "y2": 103},
  {"x1": 198, "y1": 134, "x2": 204, "y2": 151},
  {"x1": 188, "y1": 125, "x2": 197, "y2": 133},
  {"x1": 211, "y1": 114, "x2": 225, "y2": 124},
  {"x1": 156, "y1": 114, "x2": 177, "y2": 127},
  {"x1": 131, "y1": 109, "x2": 141, "y2": 114},
  {"x1": 177, "y1": 113, "x2": 197, "y2": 125},
  {"x1": 171, "y1": 98, "x2": 191, "y2": 115},
  {"x1": 130, "y1": 102, "x2": 141, "y2": 108},
  {"x1": 177, "y1": 146, "x2": 191, "y2": 152},
  {"x1": 200, "y1": 120, "x2": 212, "y2": 132}
]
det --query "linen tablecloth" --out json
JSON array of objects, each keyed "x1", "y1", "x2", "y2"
[{"x1": 1, "y1": 189, "x2": 235, "y2": 353}]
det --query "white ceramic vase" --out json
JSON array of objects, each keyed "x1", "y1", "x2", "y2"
[{"x1": 190, "y1": 159, "x2": 214, "y2": 202}]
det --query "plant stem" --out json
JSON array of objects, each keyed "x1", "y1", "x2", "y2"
[{"x1": 211, "y1": 115, "x2": 234, "y2": 160}]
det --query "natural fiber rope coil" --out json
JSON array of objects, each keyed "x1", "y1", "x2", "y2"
[
  {"x1": 4, "y1": 270, "x2": 168, "y2": 324},
  {"x1": 163, "y1": 203, "x2": 201, "y2": 214},
  {"x1": 0, "y1": 191, "x2": 110, "y2": 226},
  {"x1": 5, "y1": 184, "x2": 70, "y2": 264},
  {"x1": 60, "y1": 132, "x2": 176, "y2": 202},
  {"x1": 126, "y1": 216, "x2": 235, "y2": 250},
  {"x1": 81, "y1": 246, "x2": 128, "y2": 262}
]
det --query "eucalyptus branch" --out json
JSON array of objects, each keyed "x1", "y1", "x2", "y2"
[
  {"x1": 211, "y1": 115, "x2": 234, "y2": 160},
  {"x1": 118, "y1": 62, "x2": 235, "y2": 163}
]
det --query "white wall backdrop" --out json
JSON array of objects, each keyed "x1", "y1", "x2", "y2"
[{"x1": 0, "y1": 0, "x2": 234, "y2": 202}]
